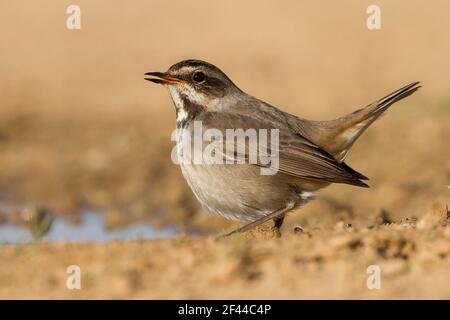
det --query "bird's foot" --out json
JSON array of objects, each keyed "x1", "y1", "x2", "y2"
[
  {"x1": 216, "y1": 203, "x2": 293, "y2": 239},
  {"x1": 245, "y1": 225, "x2": 281, "y2": 239}
]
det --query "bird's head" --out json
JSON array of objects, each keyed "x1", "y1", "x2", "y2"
[{"x1": 145, "y1": 59, "x2": 242, "y2": 109}]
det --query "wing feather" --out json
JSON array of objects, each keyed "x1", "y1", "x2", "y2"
[{"x1": 196, "y1": 111, "x2": 369, "y2": 187}]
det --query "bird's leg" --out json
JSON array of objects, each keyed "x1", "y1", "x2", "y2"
[
  {"x1": 217, "y1": 202, "x2": 294, "y2": 239},
  {"x1": 272, "y1": 214, "x2": 286, "y2": 238}
]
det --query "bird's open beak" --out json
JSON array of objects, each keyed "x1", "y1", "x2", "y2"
[{"x1": 144, "y1": 72, "x2": 185, "y2": 85}]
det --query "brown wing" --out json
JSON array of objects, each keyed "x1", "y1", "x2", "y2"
[{"x1": 196, "y1": 111, "x2": 369, "y2": 187}]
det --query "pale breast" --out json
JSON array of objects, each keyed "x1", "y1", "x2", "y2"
[{"x1": 173, "y1": 104, "x2": 318, "y2": 222}]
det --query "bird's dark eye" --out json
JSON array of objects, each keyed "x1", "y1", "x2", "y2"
[{"x1": 193, "y1": 71, "x2": 206, "y2": 83}]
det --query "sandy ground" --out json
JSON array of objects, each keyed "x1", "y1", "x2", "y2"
[
  {"x1": 1, "y1": 206, "x2": 449, "y2": 299},
  {"x1": 0, "y1": 1, "x2": 449, "y2": 299}
]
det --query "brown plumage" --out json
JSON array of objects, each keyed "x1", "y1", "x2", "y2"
[{"x1": 292, "y1": 81, "x2": 421, "y2": 161}]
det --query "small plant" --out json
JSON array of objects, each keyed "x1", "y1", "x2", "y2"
[{"x1": 22, "y1": 207, "x2": 54, "y2": 241}]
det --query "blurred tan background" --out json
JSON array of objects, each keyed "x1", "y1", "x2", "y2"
[{"x1": 1, "y1": 0, "x2": 448, "y2": 231}]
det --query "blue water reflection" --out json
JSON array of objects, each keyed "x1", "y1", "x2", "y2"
[{"x1": 0, "y1": 211, "x2": 175, "y2": 243}]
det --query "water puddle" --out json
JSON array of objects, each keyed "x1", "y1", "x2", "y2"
[{"x1": 0, "y1": 211, "x2": 176, "y2": 244}]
